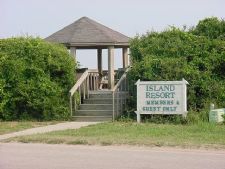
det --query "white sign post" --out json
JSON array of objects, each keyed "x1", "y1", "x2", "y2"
[{"x1": 135, "y1": 79, "x2": 189, "y2": 123}]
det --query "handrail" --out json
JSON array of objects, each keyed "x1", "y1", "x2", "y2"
[
  {"x1": 112, "y1": 67, "x2": 130, "y2": 121},
  {"x1": 69, "y1": 69, "x2": 100, "y2": 116},
  {"x1": 112, "y1": 67, "x2": 130, "y2": 92},
  {"x1": 69, "y1": 67, "x2": 130, "y2": 119},
  {"x1": 69, "y1": 70, "x2": 89, "y2": 96}
]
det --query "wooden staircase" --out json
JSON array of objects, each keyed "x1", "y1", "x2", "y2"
[
  {"x1": 69, "y1": 68, "x2": 129, "y2": 122},
  {"x1": 72, "y1": 91, "x2": 113, "y2": 122}
]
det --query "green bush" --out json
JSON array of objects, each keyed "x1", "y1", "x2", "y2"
[
  {"x1": 128, "y1": 18, "x2": 225, "y2": 123},
  {"x1": 0, "y1": 37, "x2": 76, "y2": 120},
  {"x1": 222, "y1": 113, "x2": 225, "y2": 122},
  {"x1": 190, "y1": 17, "x2": 225, "y2": 40}
]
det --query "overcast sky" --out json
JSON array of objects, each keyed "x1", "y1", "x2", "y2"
[{"x1": 1, "y1": 0, "x2": 224, "y2": 69}]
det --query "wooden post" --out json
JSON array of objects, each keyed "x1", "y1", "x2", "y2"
[
  {"x1": 117, "y1": 92, "x2": 119, "y2": 117},
  {"x1": 79, "y1": 86, "x2": 81, "y2": 104},
  {"x1": 136, "y1": 112, "x2": 141, "y2": 123},
  {"x1": 95, "y1": 74, "x2": 98, "y2": 90},
  {"x1": 108, "y1": 46, "x2": 114, "y2": 89},
  {"x1": 70, "y1": 96, "x2": 73, "y2": 116},
  {"x1": 90, "y1": 74, "x2": 93, "y2": 90},
  {"x1": 87, "y1": 75, "x2": 89, "y2": 98},
  {"x1": 74, "y1": 95, "x2": 76, "y2": 112},
  {"x1": 93, "y1": 74, "x2": 96, "y2": 90},
  {"x1": 112, "y1": 92, "x2": 115, "y2": 121},
  {"x1": 83, "y1": 82, "x2": 86, "y2": 99},
  {"x1": 96, "y1": 74, "x2": 99, "y2": 90},
  {"x1": 120, "y1": 92, "x2": 122, "y2": 114},
  {"x1": 97, "y1": 48, "x2": 102, "y2": 75},
  {"x1": 70, "y1": 47, "x2": 76, "y2": 61},
  {"x1": 122, "y1": 47, "x2": 128, "y2": 68},
  {"x1": 97, "y1": 48, "x2": 102, "y2": 90}
]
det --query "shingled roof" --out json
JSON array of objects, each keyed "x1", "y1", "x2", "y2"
[{"x1": 45, "y1": 17, "x2": 129, "y2": 48}]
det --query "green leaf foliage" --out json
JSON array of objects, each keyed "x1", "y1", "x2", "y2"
[
  {"x1": 190, "y1": 17, "x2": 225, "y2": 40},
  {"x1": 0, "y1": 37, "x2": 76, "y2": 120},
  {"x1": 129, "y1": 18, "x2": 225, "y2": 117}
]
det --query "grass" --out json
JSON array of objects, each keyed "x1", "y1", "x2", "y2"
[
  {"x1": 0, "y1": 121, "x2": 60, "y2": 135},
  {"x1": 5, "y1": 122, "x2": 225, "y2": 149}
]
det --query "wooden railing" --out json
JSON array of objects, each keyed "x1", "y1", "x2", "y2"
[
  {"x1": 69, "y1": 69, "x2": 99, "y2": 116},
  {"x1": 69, "y1": 68, "x2": 130, "y2": 118},
  {"x1": 112, "y1": 67, "x2": 130, "y2": 121},
  {"x1": 88, "y1": 69, "x2": 100, "y2": 91}
]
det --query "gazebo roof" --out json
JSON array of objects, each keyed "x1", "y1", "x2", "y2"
[{"x1": 45, "y1": 17, "x2": 129, "y2": 48}]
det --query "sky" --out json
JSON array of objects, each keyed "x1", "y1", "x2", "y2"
[{"x1": 1, "y1": 0, "x2": 225, "y2": 69}]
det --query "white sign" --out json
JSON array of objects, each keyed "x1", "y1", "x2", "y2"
[{"x1": 135, "y1": 79, "x2": 188, "y2": 122}]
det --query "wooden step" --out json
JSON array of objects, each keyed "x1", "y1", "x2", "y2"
[
  {"x1": 89, "y1": 91, "x2": 112, "y2": 94},
  {"x1": 88, "y1": 91, "x2": 112, "y2": 99},
  {"x1": 72, "y1": 116, "x2": 112, "y2": 122},
  {"x1": 79, "y1": 104, "x2": 113, "y2": 110},
  {"x1": 84, "y1": 98, "x2": 112, "y2": 104},
  {"x1": 73, "y1": 90, "x2": 114, "y2": 122},
  {"x1": 75, "y1": 110, "x2": 113, "y2": 116}
]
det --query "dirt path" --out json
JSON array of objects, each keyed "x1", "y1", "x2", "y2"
[{"x1": 0, "y1": 122, "x2": 99, "y2": 141}]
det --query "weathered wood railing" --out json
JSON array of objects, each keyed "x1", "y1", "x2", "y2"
[
  {"x1": 69, "y1": 68, "x2": 130, "y2": 119},
  {"x1": 69, "y1": 69, "x2": 99, "y2": 116},
  {"x1": 88, "y1": 69, "x2": 100, "y2": 91},
  {"x1": 112, "y1": 67, "x2": 130, "y2": 121}
]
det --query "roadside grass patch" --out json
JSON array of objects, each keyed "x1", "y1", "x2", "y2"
[
  {"x1": 0, "y1": 121, "x2": 60, "y2": 135},
  {"x1": 5, "y1": 122, "x2": 225, "y2": 149}
]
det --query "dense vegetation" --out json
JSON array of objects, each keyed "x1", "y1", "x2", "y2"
[
  {"x1": 128, "y1": 17, "x2": 225, "y2": 122},
  {"x1": 0, "y1": 37, "x2": 76, "y2": 120},
  {"x1": 190, "y1": 17, "x2": 225, "y2": 40}
]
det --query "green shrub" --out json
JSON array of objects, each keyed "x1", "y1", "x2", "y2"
[
  {"x1": 190, "y1": 17, "x2": 225, "y2": 40},
  {"x1": 186, "y1": 110, "x2": 209, "y2": 124},
  {"x1": 0, "y1": 37, "x2": 76, "y2": 120},
  {"x1": 222, "y1": 114, "x2": 225, "y2": 124},
  {"x1": 128, "y1": 18, "x2": 225, "y2": 123},
  {"x1": 142, "y1": 114, "x2": 187, "y2": 124}
]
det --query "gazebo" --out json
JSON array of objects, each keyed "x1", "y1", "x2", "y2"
[
  {"x1": 45, "y1": 17, "x2": 130, "y2": 121},
  {"x1": 45, "y1": 16, "x2": 130, "y2": 89}
]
